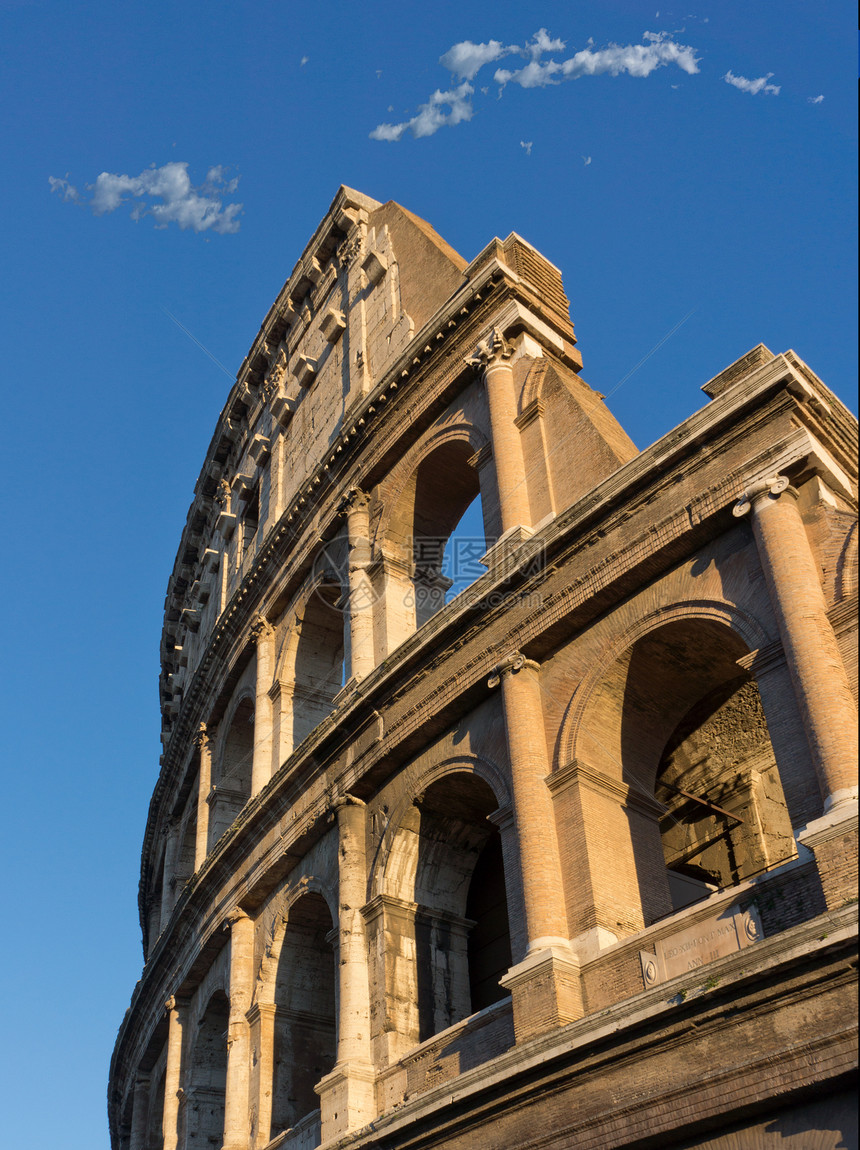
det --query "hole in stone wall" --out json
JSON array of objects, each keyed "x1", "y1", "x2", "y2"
[{"x1": 271, "y1": 893, "x2": 336, "y2": 1137}]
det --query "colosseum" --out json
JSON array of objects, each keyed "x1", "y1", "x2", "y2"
[{"x1": 109, "y1": 187, "x2": 858, "y2": 1149}]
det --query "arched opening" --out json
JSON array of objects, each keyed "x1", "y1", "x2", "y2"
[
  {"x1": 409, "y1": 773, "x2": 512, "y2": 1041},
  {"x1": 411, "y1": 442, "x2": 483, "y2": 625},
  {"x1": 147, "y1": 853, "x2": 165, "y2": 954},
  {"x1": 292, "y1": 587, "x2": 346, "y2": 746},
  {"x1": 145, "y1": 1071, "x2": 165, "y2": 1150},
  {"x1": 270, "y1": 892, "x2": 337, "y2": 1137},
  {"x1": 377, "y1": 437, "x2": 493, "y2": 652},
  {"x1": 208, "y1": 697, "x2": 254, "y2": 849},
  {"x1": 571, "y1": 616, "x2": 795, "y2": 932},
  {"x1": 441, "y1": 493, "x2": 486, "y2": 604},
  {"x1": 185, "y1": 991, "x2": 228, "y2": 1149},
  {"x1": 657, "y1": 676, "x2": 796, "y2": 908}
]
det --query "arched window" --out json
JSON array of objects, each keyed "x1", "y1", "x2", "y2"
[
  {"x1": 569, "y1": 615, "x2": 796, "y2": 932},
  {"x1": 291, "y1": 588, "x2": 346, "y2": 746},
  {"x1": 385, "y1": 771, "x2": 513, "y2": 1045},
  {"x1": 185, "y1": 991, "x2": 229, "y2": 1148},
  {"x1": 270, "y1": 893, "x2": 337, "y2": 1136},
  {"x1": 208, "y1": 697, "x2": 254, "y2": 849}
]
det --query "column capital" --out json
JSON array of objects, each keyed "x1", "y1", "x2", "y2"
[
  {"x1": 249, "y1": 614, "x2": 274, "y2": 643},
  {"x1": 333, "y1": 794, "x2": 367, "y2": 812},
  {"x1": 340, "y1": 486, "x2": 370, "y2": 515},
  {"x1": 466, "y1": 327, "x2": 513, "y2": 372},
  {"x1": 193, "y1": 722, "x2": 210, "y2": 749},
  {"x1": 733, "y1": 473, "x2": 794, "y2": 517},
  {"x1": 488, "y1": 650, "x2": 539, "y2": 687},
  {"x1": 225, "y1": 906, "x2": 251, "y2": 931}
]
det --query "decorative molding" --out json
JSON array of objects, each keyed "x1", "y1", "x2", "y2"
[
  {"x1": 466, "y1": 327, "x2": 513, "y2": 372},
  {"x1": 515, "y1": 399, "x2": 545, "y2": 430},
  {"x1": 488, "y1": 651, "x2": 538, "y2": 687},
  {"x1": 733, "y1": 474, "x2": 792, "y2": 517}
]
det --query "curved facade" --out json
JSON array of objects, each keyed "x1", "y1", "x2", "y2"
[{"x1": 109, "y1": 187, "x2": 858, "y2": 1150}]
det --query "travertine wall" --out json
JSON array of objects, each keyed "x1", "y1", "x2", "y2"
[{"x1": 111, "y1": 188, "x2": 858, "y2": 1150}]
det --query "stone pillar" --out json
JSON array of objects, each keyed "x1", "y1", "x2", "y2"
[
  {"x1": 345, "y1": 491, "x2": 375, "y2": 682},
  {"x1": 193, "y1": 724, "x2": 211, "y2": 872},
  {"x1": 317, "y1": 797, "x2": 376, "y2": 1139},
  {"x1": 467, "y1": 329, "x2": 532, "y2": 540},
  {"x1": 162, "y1": 997, "x2": 185, "y2": 1150},
  {"x1": 159, "y1": 818, "x2": 181, "y2": 933},
  {"x1": 223, "y1": 908, "x2": 254, "y2": 1150},
  {"x1": 247, "y1": 1002, "x2": 277, "y2": 1149},
  {"x1": 268, "y1": 678, "x2": 295, "y2": 771},
  {"x1": 250, "y1": 616, "x2": 275, "y2": 795},
  {"x1": 493, "y1": 653, "x2": 583, "y2": 1042},
  {"x1": 128, "y1": 1074, "x2": 150, "y2": 1150},
  {"x1": 734, "y1": 476, "x2": 858, "y2": 812}
]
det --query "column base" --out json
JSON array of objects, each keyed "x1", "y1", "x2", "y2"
[
  {"x1": 797, "y1": 800, "x2": 859, "y2": 910},
  {"x1": 499, "y1": 945, "x2": 584, "y2": 1043},
  {"x1": 316, "y1": 1060, "x2": 376, "y2": 1141}
]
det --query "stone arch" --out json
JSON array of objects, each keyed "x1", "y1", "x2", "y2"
[
  {"x1": 272, "y1": 571, "x2": 346, "y2": 756},
  {"x1": 254, "y1": 875, "x2": 339, "y2": 1007},
  {"x1": 371, "y1": 757, "x2": 516, "y2": 1048},
  {"x1": 207, "y1": 689, "x2": 255, "y2": 850},
  {"x1": 370, "y1": 753, "x2": 511, "y2": 900},
  {"x1": 265, "y1": 889, "x2": 337, "y2": 1139},
  {"x1": 184, "y1": 989, "x2": 230, "y2": 1149},
  {"x1": 552, "y1": 600, "x2": 794, "y2": 940},
  {"x1": 371, "y1": 421, "x2": 496, "y2": 646},
  {"x1": 558, "y1": 600, "x2": 771, "y2": 780}
]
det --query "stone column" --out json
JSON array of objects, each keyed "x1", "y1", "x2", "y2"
[
  {"x1": 317, "y1": 797, "x2": 375, "y2": 1139},
  {"x1": 247, "y1": 1002, "x2": 277, "y2": 1149},
  {"x1": 734, "y1": 476, "x2": 858, "y2": 811},
  {"x1": 467, "y1": 329, "x2": 532, "y2": 540},
  {"x1": 268, "y1": 678, "x2": 295, "y2": 771},
  {"x1": 250, "y1": 616, "x2": 275, "y2": 796},
  {"x1": 162, "y1": 997, "x2": 185, "y2": 1150},
  {"x1": 345, "y1": 490, "x2": 375, "y2": 682},
  {"x1": 193, "y1": 725, "x2": 211, "y2": 872},
  {"x1": 128, "y1": 1074, "x2": 150, "y2": 1150},
  {"x1": 223, "y1": 908, "x2": 254, "y2": 1150},
  {"x1": 493, "y1": 653, "x2": 583, "y2": 1042}
]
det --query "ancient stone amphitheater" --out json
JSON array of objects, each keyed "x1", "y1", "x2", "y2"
[{"x1": 109, "y1": 187, "x2": 858, "y2": 1150}]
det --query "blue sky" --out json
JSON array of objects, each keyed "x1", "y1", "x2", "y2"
[{"x1": 0, "y1": 2, "x2": 856, "y2": 1145}]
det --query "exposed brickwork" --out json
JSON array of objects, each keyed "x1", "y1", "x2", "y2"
[{"x1": 109, "y1": 189, "x2": 859, "y2": 1150}]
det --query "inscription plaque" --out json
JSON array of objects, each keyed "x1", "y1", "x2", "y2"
[{"x1": 640, "y1": 903, "x2": 762, "y2": 988}]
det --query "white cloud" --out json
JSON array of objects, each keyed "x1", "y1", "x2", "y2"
[
  {"x1": 372, "y1": 28, "x2": 700, "y2": 143},
  {"x1": 49, "y1": 162, "x2": 242, "y2": 233},
  {"x1": 300, "y1": 55, "x2": 309, "y2": 66},
  {"x1": 808, "y1": 94, "x2": 824, "y2": 104},
  {"x1": 48, "y1": 175, "x2": 80, "y2": 202},
  {"x1": 520, "y1": 140, "x2": 533, "y2": 155},
  {"x1": 370, "y1": 81, "x2": 474, "y2": 141},
  {"x1": 723, "y1": 70, "x2": 780, "y2": 96},
  {"x1": 440, "y1": 39, "x2": 514, "y2": 81},
  {"x1": 582, "y1": 155, "x2": 592, "y2": 165},
  {"x1": 495, "y1": 31, "x2": 700, "y2": 89}
]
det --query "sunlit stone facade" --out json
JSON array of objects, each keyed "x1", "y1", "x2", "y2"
[{"x1": 109, "y1": 188, "x2": 858, "y2": 1150}]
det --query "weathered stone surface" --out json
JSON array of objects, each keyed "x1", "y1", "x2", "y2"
[{"x1": 109, "y1": 187, "x2": 858, "y2": 1150}]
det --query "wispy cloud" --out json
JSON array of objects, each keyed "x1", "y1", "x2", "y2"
[
  {"x1": 371, "y1": 28, "x2": 700, "y2": 141},
  {"x1": 723, "y1": 70, "x2": 780, "y2": 96},
  {"x1": 520, "y1": 140, "x2": 533, "y2": 155},
  {"x1": 370, "y1": 81, "x2": 474, "y2": 141},
  {"x1": 494, "y1": 30, "x2": 700, "y2": 89},
  {"x1": 48, "y1": 162, "x2": 242, "y2": 233},
  {"x1": 807, "y1": 94, "x2": 824, "y2": 104}
]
